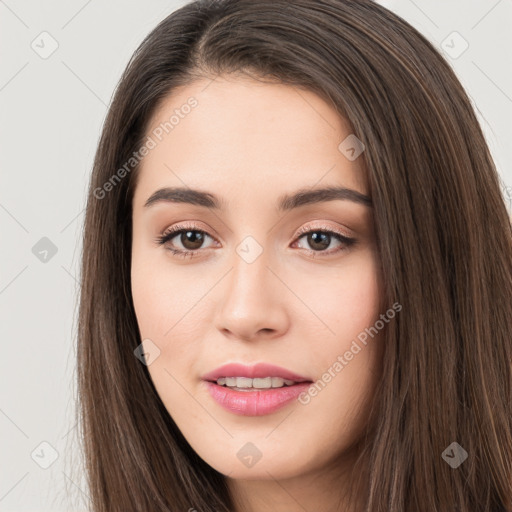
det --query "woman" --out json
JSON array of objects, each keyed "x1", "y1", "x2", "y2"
[{"x1": 76, "y1": 0, "x2": 512, "y2": 510}]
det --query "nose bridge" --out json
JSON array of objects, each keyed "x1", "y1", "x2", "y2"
[
  {"x1": 214, "y1": 232, "x2": 288, "y2": 340},
  {"x1": 227, "y1": 234, "x2": 272, "y2": 306}
]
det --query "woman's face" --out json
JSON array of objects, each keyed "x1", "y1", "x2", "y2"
[{"x1": 131, "y1": 74, "x2": 384, "y2": 481}]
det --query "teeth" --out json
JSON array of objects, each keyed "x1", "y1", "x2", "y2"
[
  {"x1": 225, "y1": 377, "x2": 237, "y2": 387},
  {"x1": 270, "y1": 377, "x2": 283, "y2": 387},
  {"x1": 215, "y1": 376, "x2": 297, "y2": 389},
  {"x1": 253, "y1": 377, "x2": 272, "y2": 388},
  {"x1": 236, "y1": 377, "x2": 253, "y2": 388}
]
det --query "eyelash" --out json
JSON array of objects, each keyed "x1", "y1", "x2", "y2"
[{"x1": 154, "y1": 222, "x2": 356, "y2": 259}]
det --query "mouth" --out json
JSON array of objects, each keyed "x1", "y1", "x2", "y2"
[
  {"x1": 201, "y1": 363, "x2": 313, "y2": 416},
  {"x1": 212, "y1": 376, "x2": 300, "y2": 391}
]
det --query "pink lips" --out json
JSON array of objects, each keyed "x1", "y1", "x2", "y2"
[
  {"x1": 202, "y1": 362, "x2": 313, "y2": 416},
  {"x1": 202, "y1": 362, "x2": 311, "y2": 382}
]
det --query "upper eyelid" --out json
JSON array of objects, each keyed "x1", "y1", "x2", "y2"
[
  {"x1": 160, "y1": 223, "x2": 216, "y2": 241},
  {"x1": 295, "y1": 223, "x2": 352, "y2": 238}
]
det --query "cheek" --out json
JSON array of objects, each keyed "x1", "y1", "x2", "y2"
[
  {"x1": 130, "y1": 244, "x2": 214, "y2": 388},
  {"x1": 293, "y1": 249, "x2": 382, "y2": 343},
  {"x1": 130, "y1": 250, "x2": 205, "y2": 425},
  {"x1": 290, "y1": 250, "x2": 385, "y2": 431},
  {"x1": 130, "y1": 242, "x2": 202, "y2": 341}
]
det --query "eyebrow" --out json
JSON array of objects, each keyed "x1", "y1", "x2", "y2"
[{"x1": 143, "y1": 185, "x2": 372, "y2": 211}]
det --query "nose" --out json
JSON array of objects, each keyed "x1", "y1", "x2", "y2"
[{"x1": 213, "y1": 246, "x2": 290, "y2": 342}]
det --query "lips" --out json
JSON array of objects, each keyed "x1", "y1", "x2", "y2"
[
  {"x1": 202, "y1": 362, "x2": 314, "y2": 416},
  {"x1": 201, "y1": 362, "x2": 312, "y2": 383}
]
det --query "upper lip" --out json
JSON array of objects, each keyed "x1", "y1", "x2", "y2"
[{"x1": 202, "y1": 363, "x2": 312, "y2": 383}]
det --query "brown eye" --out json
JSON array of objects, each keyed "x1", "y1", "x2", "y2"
[
  {"x1": 178, "y1": 230, "x2": 205, "y2": 250},
  {"x1": 305, "y1": 231, "x2": 331, "y2": 251},
  {"x1": 294, "y1": 227, "x2": 356, "y2": 256},
  {"x1": 155, "y1": 225, "x2": 216, "y2": 258}
]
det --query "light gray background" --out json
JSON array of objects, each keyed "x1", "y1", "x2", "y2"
[{"x1": 1, "y1": 1, "x2": 511, "y2": 510}]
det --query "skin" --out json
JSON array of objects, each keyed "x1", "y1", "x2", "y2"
[{"x1": 131, "y1": 74, "x2": 385, "y2": 512}]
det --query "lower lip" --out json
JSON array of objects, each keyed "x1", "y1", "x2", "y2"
[{"x1": 204, "y1": 381, "x2": 312, "y2": 416}]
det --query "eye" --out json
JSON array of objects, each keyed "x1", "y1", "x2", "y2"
[
  {"x1": 155, "y1": 223, "x2": 357, "y2": 259},
  {"x1": 155, "y1": 223, "x2": 217, "y2": 259},
  {"x1": 293, "y1": 225, "x2": 356, "y2": 257}
]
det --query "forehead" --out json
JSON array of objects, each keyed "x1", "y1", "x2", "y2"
[{"x1": 134, "y1": 75, "x2": 368, "y2": 207}]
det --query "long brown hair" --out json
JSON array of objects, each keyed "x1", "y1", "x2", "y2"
[{"x1": 75, "y1": 0, "x2": 512, "y2": 510}]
